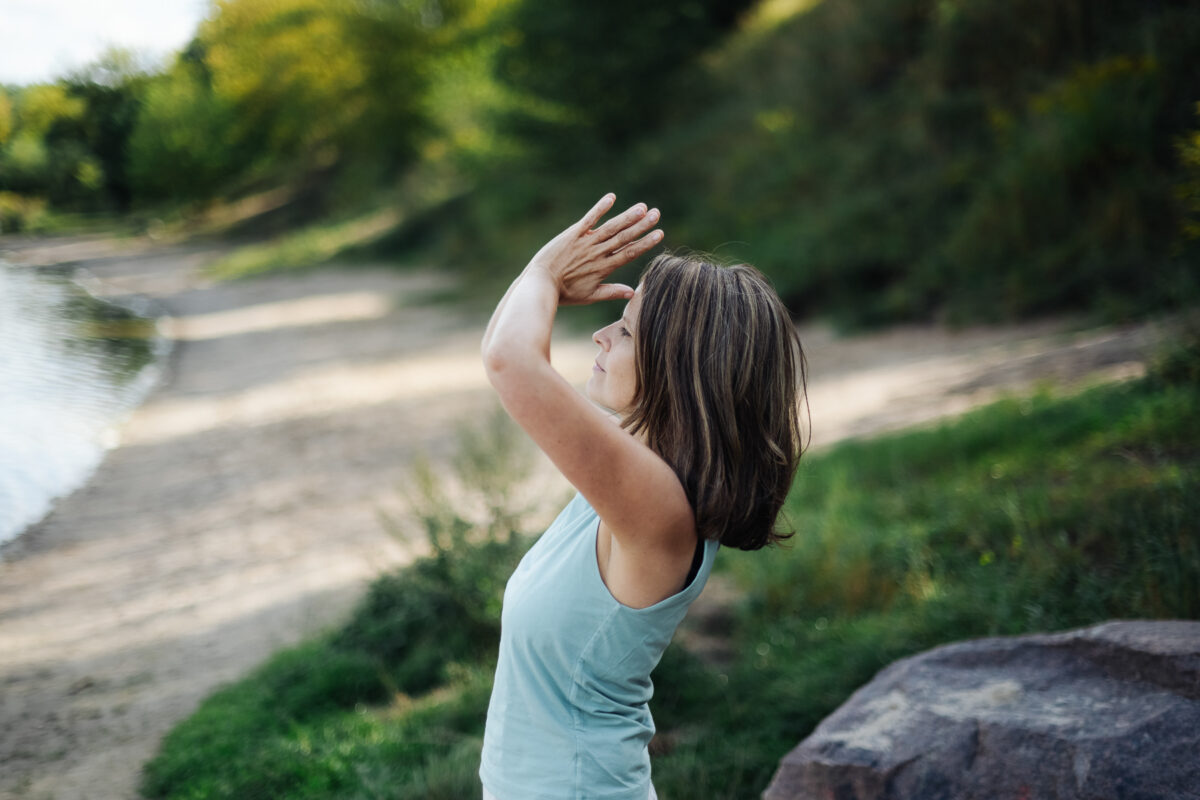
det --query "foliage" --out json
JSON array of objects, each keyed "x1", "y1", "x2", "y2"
[
  {"x1": 731, "y1": 379, "x2": 1200, "y2": 625},
  {"x1": 1179, "y1": 103, "x2": 1200, "y2": 245},
  {"x1": 491, "y1": 0, "x2": 757, "y2": 154},
  {"x1": 0, "y1": 84, "x2": 84, "y2": 201},
  {"x1": 382, "y1": 0, "x2": 1200, "y2": 328},
  {"x1": 0, "y1": 1, "x2": 465, "y2": 212},
  {"x1": 204, "y1": 207, "x2": 403, "y2": 279},
  {"x1": 0, "y1": 88, "x2": 11, "y2": 146},
  {"x1": 331, "y1": 440, "x2": 531, "y2": 696},
  {"x1": 126, "y1": 56, "x2": 246, "y2": 204},
  {"x1": 199, "y1": 0, "x2": 434, "y2": 167},
  {"x1": 633, "y1": 0, "x2": 1200, "y2": 326},
  {"x1": 5, "y1": 0, "x2": 1198, "y2": 324},
  {"x1": 0, "y1": 191, "x2": 47, "y2": 233},
  {"x1": 58, "y1": 50, "x2": 156, "y2": 209},
  {"x1": 143, "y1": 374, "x2": 1200, "y2": 799},
  {"x1": 141, "y1": 410, "x2": 535, "y2": 799},
  {"x1": 647, "y1": 375, "x2": 1200, "y2": 795},
  {"x1": 0, "y1": 50, "x2": 148, "y2": 211},
  {"x1": 140, "y1": 648, "x2": 495, "y2": 800},
  {"x1": 129, "y1": 0, "x2": 463, "y2": 206},
  {"x1": 1148, "y1": 313, "x2": 1200, "y2": 389}
]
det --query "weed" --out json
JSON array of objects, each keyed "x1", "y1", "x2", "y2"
[{"x1": 143, "y1": 378, "x2": 1200, "y2": 799}]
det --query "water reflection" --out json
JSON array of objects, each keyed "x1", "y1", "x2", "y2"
[{"x1": 0, "y1": 261, "x2": 167, "y2": 547}]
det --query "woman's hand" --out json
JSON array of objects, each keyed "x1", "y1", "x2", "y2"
[{"x1": 528, "y1": 193, "x2": 663, "y2": 306}]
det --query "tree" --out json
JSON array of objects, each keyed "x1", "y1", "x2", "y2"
[
  {"x1": 200, "y1": 0, "x2": 445, "y2": 169},
  {"x1": 127, "y1": 55, "x2": 246, "y2": 203},
  {"x1": 61, "y1": 49, "x2": 155, "y2": 209},
  {"x1": 0, "y1": 84, "x2": 87, "y2": 202},
  {"x1": 127, "y1": 0, "x2": 460, "y2": 205},
  {"x1": 493, "y1": 0, "x2": 758, "y2": 153},
  {"x1": 0, "y1": 89, "x2": 12, "y2": 147}
]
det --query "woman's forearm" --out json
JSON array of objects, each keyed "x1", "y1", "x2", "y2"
[
  {"x1": 482, "y1": 194, "x2": 658, "y2": 378},
  {"x1": 481, "y1": 264, "x2": 559, "y2": 378}
]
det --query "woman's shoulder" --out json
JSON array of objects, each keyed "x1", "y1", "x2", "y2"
[{"x1": 566, "y1": 490, "x2": 595, "y2": 516}]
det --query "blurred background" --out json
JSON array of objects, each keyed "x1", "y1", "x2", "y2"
[
  {"x1": 2, "y1": 0, "x2": 1198, "y2": 324},
  {"x1": 1, "y1": 1, "x2": 1199, "y2": 799}
]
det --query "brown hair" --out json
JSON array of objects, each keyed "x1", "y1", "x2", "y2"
[{"x1": 623, "y1": 252, "x2": 809, "y2": 551}]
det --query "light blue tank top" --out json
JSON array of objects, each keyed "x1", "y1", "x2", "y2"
[{"x1": 480, "y1": 492, "x2": 719, "y2": 800}]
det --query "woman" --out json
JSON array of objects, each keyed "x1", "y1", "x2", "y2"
[{"x1": 479, "y1": 194, "x2": 807, "y2": 800}]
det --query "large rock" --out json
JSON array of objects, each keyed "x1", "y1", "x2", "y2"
[{"x1": 763, "y1": 620, "x2": 1200, "y2": 800}]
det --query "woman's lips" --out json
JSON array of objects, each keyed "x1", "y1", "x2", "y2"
[{"x1": 593, "y1": 361, "x2": 605, "y2": 373}]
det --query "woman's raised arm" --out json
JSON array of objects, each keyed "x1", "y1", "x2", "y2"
[{"x1": 481, "y1": 195, "x2": 694, "y2": 555}]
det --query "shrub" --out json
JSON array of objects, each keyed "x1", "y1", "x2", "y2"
[
  {"x1": 142, "y1": 410, "x2": 535, "y2": 799},
  {"x1": 0, "y1": 191, "x2": 46, "y2": 232}
]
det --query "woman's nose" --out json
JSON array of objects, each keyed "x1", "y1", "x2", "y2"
[{"x1": 592, "y1": 328, "x2": 609, "y2": 349}]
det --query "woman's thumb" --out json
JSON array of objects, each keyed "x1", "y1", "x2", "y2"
[{"x1": 592, "y1": 283, "x2": 636, "y2": 302}]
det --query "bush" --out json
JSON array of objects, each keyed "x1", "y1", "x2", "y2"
[
  {"x1": 1149, "y1": 313, "x2": 1200, "y2": 388},
  {"x1": 647, "y1": 375, "x2": 1200, "y2": 797},
  {"x1": 144, "y1": 378, "x2": 1200, "y2": 799},
  {"x1": 493, "y1": 0, "x2": 758, "y2": 154},
  {"x1": 0, "y1": 191, "x2": 46, "y2": 232},
  {"x1": 403, "y1": 0, "x2": 1200, "y2": 328},
  {"x1": 142, "y1": 411, "x2": 535, "y2": 799}
]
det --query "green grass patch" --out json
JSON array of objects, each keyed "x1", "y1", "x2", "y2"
[
  {"x1": 204, "y1": 208, "x2": 405, "y2": 280},
  {"x1": 142, "y1": 370, "x2": 1200, "y2": 799},
  {"x1": 646, "y1": 372, "x2": 1200, "y2": 795}
]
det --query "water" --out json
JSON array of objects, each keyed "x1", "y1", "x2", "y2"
[{"x1": 0, "y1": 260, "x2": 168, "y2": 547}]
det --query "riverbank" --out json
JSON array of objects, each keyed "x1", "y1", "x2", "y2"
[
  {"x1": 0, "y1": 234, "x2": 548, "y2": 800},
  {"x1": 0, "y1": 233, "x2": 1168, "y2": 799},
  {"x1": 0, "y1": 259, "x2": 170, "y2": 545}
]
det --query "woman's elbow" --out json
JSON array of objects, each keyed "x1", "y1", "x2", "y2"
[
  {"x1": 482, "y1": 345, "x2": 508, "y2": 381},
  {"x1": 483, "y1": 344, "x2": 548, "y2": 395},
  {"x1": 482, "y1": 343, "x2": 530, "y2": 386}
]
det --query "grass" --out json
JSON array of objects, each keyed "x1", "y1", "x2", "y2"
[
  {"x1": 141, "y1": 363, "x2": 1200, "y2": 799},
  {"x1": 204, "y1": 207, "x2": 405, "y2": 280},
  {"x1": 649, "y1": 367, "x2": 1200, "y2": 793}
]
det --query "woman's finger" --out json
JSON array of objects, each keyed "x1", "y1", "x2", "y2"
[
  {"x1": 605, "y1": 207, "x2": 660, "y2": 252},
  {"x1": 579, "y1": 193, "x2": 617, "y2": 231},
  {"x1": 591, "y1": 202, "x2": 649, "y2": 242},
  {"x1": 606, "y1": 229, "x2": 664, "y2": 268},
  {"x1": 588, "y1": 283, "x2": 636, "y2": 303}
]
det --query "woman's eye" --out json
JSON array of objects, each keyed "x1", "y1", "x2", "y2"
[{"x1": 620, "y1": 327, "x2": 630, "y2": 337}]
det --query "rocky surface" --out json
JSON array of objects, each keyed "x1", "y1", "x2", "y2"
[{"x1": 763, "y1": 620, "x2": 1200, "y2": 800}]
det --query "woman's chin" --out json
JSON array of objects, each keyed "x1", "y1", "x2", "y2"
[
  {"x1": 585, "y1": 381, "x2": 613, "y2": 411},
  {"x1": 585, "y1": 378, "x2": 633, "y2": 418}
]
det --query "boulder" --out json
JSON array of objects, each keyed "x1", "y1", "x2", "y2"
[{"x1": 763, "y1": 620, "x2": 1200, "y2": 800}]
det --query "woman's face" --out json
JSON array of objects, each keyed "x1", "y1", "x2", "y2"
[{"x1": 587, "y1": 287, "x2": 642, "y2": 414}]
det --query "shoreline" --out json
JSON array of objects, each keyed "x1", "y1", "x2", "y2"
[
  {"x1": 0, "y1": 235, "x2": 551, "y2": 800},
  {"x1": 0, "y1": 258, "x2": 174, "y2": 553},
  {"x1": 0, "y1": 233, "x2": 1168, "y2": 800}
]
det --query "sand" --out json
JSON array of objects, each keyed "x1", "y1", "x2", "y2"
[{"x1": 0, "y1": 233, "x2": 1166, "y2": 799}]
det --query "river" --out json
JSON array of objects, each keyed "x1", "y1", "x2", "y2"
[{"x1": 0, "y1": 260, "x2": 167, "y2": 548}]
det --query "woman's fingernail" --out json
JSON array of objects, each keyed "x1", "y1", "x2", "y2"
[{"x1": 648, "y1": 208, "x2": 659, "y2": 221}]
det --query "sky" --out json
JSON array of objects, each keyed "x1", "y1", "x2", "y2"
[{"x1": 0, "y1": 0, "x2": 211, "y2": 85}]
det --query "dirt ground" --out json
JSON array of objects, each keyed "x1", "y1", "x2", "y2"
[{"x1": 0, "y1": 234, "x2": 1168, "y2": 800}]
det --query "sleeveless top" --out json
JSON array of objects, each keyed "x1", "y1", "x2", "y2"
[{"x1": 479, "y1": 492, "x2": 719, "y2": 800}]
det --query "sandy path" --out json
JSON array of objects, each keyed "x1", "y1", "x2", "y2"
[{"x1": 0, "y1": 234, "x2": 1167, "y2": 799}]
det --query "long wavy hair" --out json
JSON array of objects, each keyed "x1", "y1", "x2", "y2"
[{"x1": 622, "y1": 253, "x2": 809, "y2": 551}]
